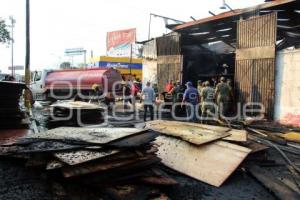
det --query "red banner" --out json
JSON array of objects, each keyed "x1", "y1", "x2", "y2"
[{"x1": 106, "y1": 28, "x2": 136, "y2": 51}]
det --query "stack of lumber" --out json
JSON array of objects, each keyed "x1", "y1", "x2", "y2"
[
  {"x1": 0, "y1": 127, "x2": 177, "y2": 186},
  {"x1": 49, "y1": 101, "x2": 105, "y2": 125},
  {"x1": 146, "y1": 120, "x2": 251, "y2": 187},
  {"x1": 0, "y1": 81, "x2": 28, "y2": 128}
]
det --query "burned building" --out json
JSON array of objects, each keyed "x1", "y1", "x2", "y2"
[{"x1": 143, "y1": 0, "x2": 300, "y2": 122}]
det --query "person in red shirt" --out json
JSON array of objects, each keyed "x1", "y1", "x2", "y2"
[{"x1": 165, "y1": 80, "x2": 174, "y2": 93}]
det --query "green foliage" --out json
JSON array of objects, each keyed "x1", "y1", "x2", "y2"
[{"x1": 0, "y1": 19, "x2": 11, "y2": 44}]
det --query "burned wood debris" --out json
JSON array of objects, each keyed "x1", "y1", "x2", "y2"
[
  {"x1": 0, "y1": 127, "x2": 178, "y2": 190},
  {"x1": 146, "y1": 120, "x2": 252, "y2": 187},
  {"x1": 1, "y1": 118, "x2": 300, "y2": 199},
  {"x1": 49, "y1": 101, "x2": 105, "y2": 126},
  {"x1": 0, "y1": 81, "x2": 28, "y2": 128},
  {"x1": 144, "y1": 120, "x2": 300, "y2": 199}
]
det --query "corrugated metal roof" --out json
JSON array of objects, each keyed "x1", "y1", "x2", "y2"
[{"x1": 172, "y1": 0, "x2": 300, "y2": 49}]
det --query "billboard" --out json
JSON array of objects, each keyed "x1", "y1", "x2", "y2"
[{"x1": 106, "y1": 28, "x2": 136, "y2": 57}]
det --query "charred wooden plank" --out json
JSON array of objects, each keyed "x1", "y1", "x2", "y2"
[
  {"x1": 155, "y1": 135, "x2": 251, "y2": 187},
  {"x1": 62, "y1": 155, "x2": 160, "y2": 178},
  {"x1": 146, "y1": 120, "x2": 230, "y2": 145},
  {"x1": 106, "y1": 131, "x2": 159, "y2": 148},
  {"x1": 24, "y1": 127, "x2": 150, "y2": 145},
  {"x1": 0, "y1": 141, "x2": 84, "y2": 155},
  {"x1": 54, "y1": 149, "x2": 120, "y2": 165},
  {"x1": 247, "y1": 165, "x2": 300, "y2": 200}
]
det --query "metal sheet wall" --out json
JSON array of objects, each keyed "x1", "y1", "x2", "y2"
[
  {"x1": 155, "y1": 33, "x2": 182, "y2": 93},
  {"x1": 235, "y1": 12, "x2": 277, "y2": 119},
  {"x1": 142, "y1": 39, "x2": 157, "y2": 60},
  {"x1": 157, "y1": 55, "x2": 182, "y2": 93},
  {"x1": 156, "y1": 33, "x2": 181, "y2": 56}
]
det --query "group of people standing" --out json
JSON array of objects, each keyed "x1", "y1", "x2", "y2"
[
  {"x1": 122, "y1": 77, "x2": 233, "y2": 123},
  {"x1": 166, "y1": 77, "x2": 233, "y2": 122}
]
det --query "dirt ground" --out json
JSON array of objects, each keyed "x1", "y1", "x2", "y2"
[{"x1": 0, "y1": 103, "x2": 298, "y2": 199}]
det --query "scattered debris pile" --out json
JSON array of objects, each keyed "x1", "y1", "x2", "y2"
[
  {"x1": 49, "y1": 101, "x2": 105, "y2": 126},
  {"x1": 145, "y1": 120, "x2": 300, "y2": 200},
  {"x1": 1, "y1": 117, "x2": 300, "y2": 199},
  {"x1": 0, "y1": 81, "x2": 28, "y2": 128},
  {"x1": 146, "y1": 120, "x2": 251, "y2": 187},
  {"x1": 0, "y1": 127, "x2": 177, "y2": 190}
]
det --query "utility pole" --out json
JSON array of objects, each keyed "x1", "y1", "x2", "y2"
[
  {"x1": 25, "y1": 0, "x2": 31, "y2": 109},
  {"x1": 9, "y1": 16, "x2": 15, "y2": 77}
]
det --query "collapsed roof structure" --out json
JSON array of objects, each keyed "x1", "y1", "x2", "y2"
[{"x1": 170, "y1": 0, "x2": 300, "y2": 52}]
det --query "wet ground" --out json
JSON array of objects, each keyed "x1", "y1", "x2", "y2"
[{"x1": 0, "y1": 102, "x2": 298, "y2": 199}]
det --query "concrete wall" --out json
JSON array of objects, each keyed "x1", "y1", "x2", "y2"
[{"x1": 274, "y1": 49, "x2": 300, "y2": 126}]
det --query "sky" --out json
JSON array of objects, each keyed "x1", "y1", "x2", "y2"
[{"x1": 0, "y1": 0, "x2": 264, "y2": 74}]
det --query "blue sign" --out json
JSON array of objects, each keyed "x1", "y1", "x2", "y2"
[{"x1": 97, "y1": 61, "x2": 142, "y2": 69}]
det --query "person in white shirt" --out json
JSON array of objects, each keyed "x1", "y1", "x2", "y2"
[{"x1": 142, "y1": 81, "x2": 155, "y2": 121}]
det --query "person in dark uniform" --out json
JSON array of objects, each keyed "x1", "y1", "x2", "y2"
[{"x1": 215, "y1": 77, "x2": 233, "y2": 117}]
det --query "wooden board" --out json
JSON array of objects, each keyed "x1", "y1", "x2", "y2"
[
  {"x1": 236, "y1": 46, "x2": 275, "y2": 60},
  {"x1": 51, "y1": 101, "x2": 104, "y2": 110},
  {"x1": 25, "y1": 127, "x2": 148, "y2": 145},
  {"x1": 146, "y1": 120, "x2": 230, "y2": 145},
  {"x1": 106, "y1": 131, "x2": 159, "y2": 148},
  {"x1": 194, "y1": 123, "x2": 247, "y2": 142},
  {"x1": 54, "y1": 149, "x2": 120, "y2": 165},
  {"x1": 62, "y1": 155, "x2": 160, "y2": 178},
  {"x1": 0, "y1": 141, "x2": 84, "y2": 155},
  {"x1": 244, "y1": 141, "x2": 269, "y2": 153},
  {"x1": 155, "y1": 136, "x2": 251, "y2": 187},
  {"x1": 146, "y1": 120, "x2": 247, "y2": 142},
  {"x1": 247, "y1": 166, "x2": 300, "y2": 200},
  {"x1": 222, "y1": 129, "x2": 248, "y2": 142}
]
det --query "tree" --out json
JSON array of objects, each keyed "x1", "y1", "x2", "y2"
[
  {"x1": 0, "y1": 19, "x2": 11, "y2": 44},
  {"x1": 60, "y1": 61, "x2": 71, "y2": 69}
]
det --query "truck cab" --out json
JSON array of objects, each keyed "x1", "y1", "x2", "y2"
[{"x1": 31, "y1": 69, "x2": 51, "y2": 101}]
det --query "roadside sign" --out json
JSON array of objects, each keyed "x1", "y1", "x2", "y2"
[
  {"x1": 8, "y1": 65, "x2": 24, "y2": 70},
  {"x1": 65, "y1": 48, "x2": 86, "y2": 56}
]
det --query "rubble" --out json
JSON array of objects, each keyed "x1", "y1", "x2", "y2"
[
  {"x1": 49, "y1": 101, "x2": 105, "y2": 125},
  {"x1": 144, "y1": 119, "x2": 300, "y2": 198},
  {"x1": 1, "y1": 113, "x2": 300, "y2": 199},
  {"x1": 145, "y1": 120, "x2": 253, "y2": 187},
  {"x1": 0, "y1": 126, "x2": 177, "y2": 195}
]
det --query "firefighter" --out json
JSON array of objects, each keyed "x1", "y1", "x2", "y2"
[
  {"x1": 201, "y1": 81, "x2": 215, "y2": 121},
  {"x1": 215, "y1": 77, "x2": 233, "y2": 117}
]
